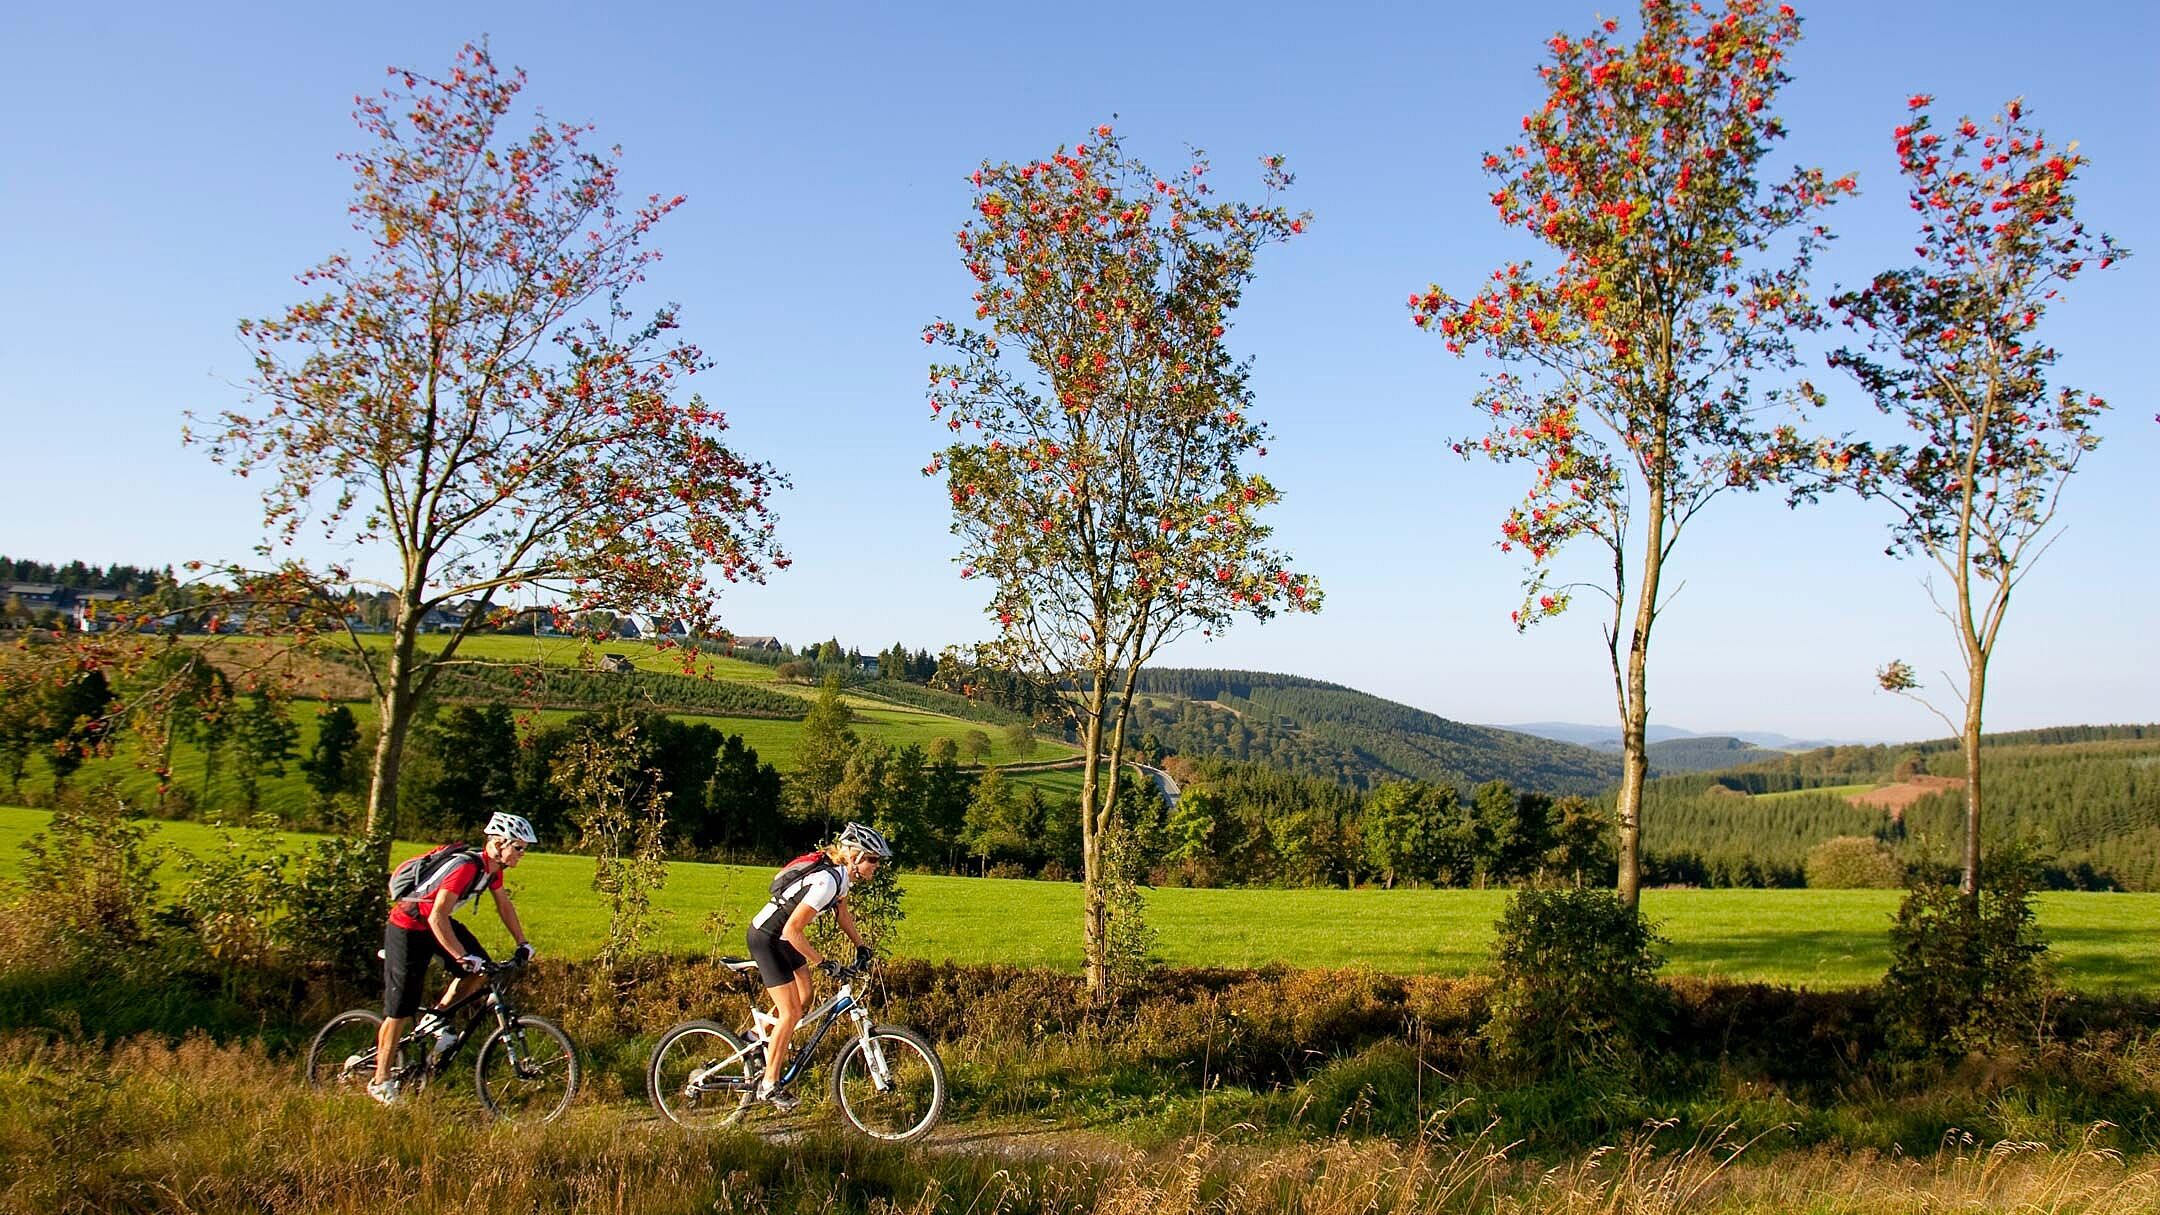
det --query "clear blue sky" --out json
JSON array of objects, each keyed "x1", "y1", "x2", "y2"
[{"x1": 2, "y1": 0, "x2": 2153, "y2": 743}]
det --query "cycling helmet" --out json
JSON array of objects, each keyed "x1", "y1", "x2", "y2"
[
  {"x1": 484, "y1": 812, "x2": 539, "y2": 845},
  {"x1": 837, "y1": 821, "x2": 893, "y2": 860}
]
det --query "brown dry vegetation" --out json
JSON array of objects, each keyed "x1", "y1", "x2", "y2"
[
  {"x1": 4, "y1": 1032, "x2": 2158, "y2": 1215},
  {"x1": 1849, "y1": 775, "x2": 1967, "y2": 820}
]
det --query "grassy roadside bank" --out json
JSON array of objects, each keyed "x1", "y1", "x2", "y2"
[{"x1": 2, "y1": 1031, "x2": 2155, "y2": 1215}]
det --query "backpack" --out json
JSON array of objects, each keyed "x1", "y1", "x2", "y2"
[
  {"x1": 389, "y1": 842, "x2": 480, "y2": 909},
  {"x1": 769, "y1": 851, "x2": 840, "y2": 900}
]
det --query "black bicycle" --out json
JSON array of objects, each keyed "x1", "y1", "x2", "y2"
[
  {"x1": 306, "y1": 957, "x2": 580, "y2": 1123},
  {"x1": 646, "y1": 959, "x2": 946, "y2": 1142}
]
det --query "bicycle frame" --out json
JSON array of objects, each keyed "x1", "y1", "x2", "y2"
[
  {"x1": 688, "y1": 973, "x2": 877, "y2": 1095},
  {"x1": 389, "y1": 961, "x2": 527, "y2": 1080},
  {"x1": 771, "y1": 982, "x2": 866, "y2": 1090}
]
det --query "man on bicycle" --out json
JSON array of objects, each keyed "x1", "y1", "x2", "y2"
[
  {"x1": 745, "y1": 821, "x2": 890, "y2": 1110},
  {"x1": 370, "y1": 811, "x2": 538, "y2": 1105}
]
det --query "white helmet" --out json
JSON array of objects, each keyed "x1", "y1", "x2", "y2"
[
  {"x1": 838, "y1": 821, "x2": 892, "y2": 860},
  {"x1": 484, "y1": 812, "x2": 538, "y2": 845}
]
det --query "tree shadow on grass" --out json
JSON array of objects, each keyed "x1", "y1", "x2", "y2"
[
  {"x1": 0, "y1": 964, "x2": 319, "y2": 1049},
  {"x1": 1661, "y1": 928, "x2": 1886, "y2": 988},
  {"x1": 1665, "y1": 924, "x2": 2157, "y2": 991}
]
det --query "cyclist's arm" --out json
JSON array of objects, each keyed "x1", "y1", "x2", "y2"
[
  {"x1": 780, "y1": 899, "x2": 826, "y2": 968},
  {"x1": 491, "y1": 885, "x2": 530, "y2": 952},
  {"x1": 424, "y1": 888, "x2": 467, "y2": 958},
  {"x1": 833, "y1": 897, "x2": 867, "y2": 952}
]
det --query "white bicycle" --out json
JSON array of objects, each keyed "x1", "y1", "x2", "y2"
[{"x1": 645, "y1": 959, "x2": 946, "y2": 1143}]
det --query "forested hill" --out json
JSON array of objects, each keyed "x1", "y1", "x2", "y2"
[
  {"x1": 1128, "y1": 669, "x2": 1623, "y2": 795},
  {"x1": 1644, "y1": 735, "x2": 1791, "y2": 773}
]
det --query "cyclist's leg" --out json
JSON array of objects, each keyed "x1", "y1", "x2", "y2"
[
  {"x1": 761, "y1": 968, "x2": 810, "y2": 1092},
  {"x1": 376, "y1": 922, "x2": 430, "y2": 1083},
  {"x1": 430, "y1": 920, "x2": 490, "y2": 1012}
]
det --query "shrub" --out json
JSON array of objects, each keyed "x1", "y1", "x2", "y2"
[
  {"x1": 282, "y1": 834, "x2": 387, "y2": 982},
  {"x1": 984, "y1": 861, "x2": 1030, "y2": 880},
  {"x1": 1881, "y1": 841, "x2": 2053, "y2": 1055},
  {"x1": 16, "y1": 781, "x2": 163, "y2": 951},
  {"x1": 1485, "y1": 886, "x2": 1669, "y2": 1077},
  {"x1": 176, "y1": 817, "x2": 293, "y2": 979},
  {"x1": 1038, "y1": 859, "x2": 1075, "y2": 883},
  {"x1": 1805, "y1": 835, "x2": 1904, "y2": 888}
]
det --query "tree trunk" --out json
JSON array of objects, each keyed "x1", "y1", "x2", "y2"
[
  {"x1": 1077, "y1": 677, "x2": 1110, "y2": 999},
  {"x1": 363, "y1": 616, "x2": 422, "y2": 864},
  {"x1": 1614, "y1": 469, "x2": 1669, "y2": 915},
  {"x1": 1960, "y1": 664, "x2": 1986, "y2": 897}
]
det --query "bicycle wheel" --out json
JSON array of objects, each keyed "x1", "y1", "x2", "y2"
[
  {"x1": 647, "y1": 1019, "x2": 760, "y2": 1129},
  {"x1": 831, "y1": 1024, "x2": 945, "y2": 1143},
  {"x1": 305, "y1": 1009, "x2": 386, "y2": 1093},
  {"x1": 474, "y1": 1015, "x2": 579, "y2": 1124}
]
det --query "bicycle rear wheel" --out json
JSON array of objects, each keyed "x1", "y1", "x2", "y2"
[
  {"x1": 831, "y1": 1024, "x2": 946, "y2": 1143},
  {"x1": 474, "y1": 1016, "x2": 579, "y2": 1124},
  {"x1": 305, "y1": 1010, "x2": 386, "y2": 1093},
  {"x1": 647, "y1": 1019, "x2": 759, "y2": 1129}
]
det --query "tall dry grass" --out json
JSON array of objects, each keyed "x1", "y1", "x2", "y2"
[{"x1": 4, "y1": 1032, "x2": 2159, "y2": 1214}]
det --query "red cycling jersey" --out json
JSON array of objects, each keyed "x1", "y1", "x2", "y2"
[{"x1": 388, "y1": 855, "x2": 503, "y2": 932}]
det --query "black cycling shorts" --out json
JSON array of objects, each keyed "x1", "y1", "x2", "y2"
[
  {"x1": 745, "y1": 926, "x2": 807, "y2": 989},
  {"x1": 383, "y1": 919, "x2": 486, "y2": 1019}
]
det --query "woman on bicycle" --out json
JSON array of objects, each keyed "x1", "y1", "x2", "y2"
[
  {"x1": 370, "y1": 811, "x2": 538, "y2": 1105},
  {"x1": 745, "y1": 821, "x2": 891, "y2": 1109}
]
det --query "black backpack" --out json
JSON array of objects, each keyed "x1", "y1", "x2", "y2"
[
  {"x1": 769, "y1": 851, "x2": 840, "y2": 900},
  {"x1": 388, "y1": 842, "x2": 480, "y2": 909}
]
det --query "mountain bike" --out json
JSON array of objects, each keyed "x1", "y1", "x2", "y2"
[
  {"x1": 646, "y1": 959, "x2": 946, "y2": 1143},
  {"x1": 306, "y1": 957, "x2": 580, "y2": 1123}
]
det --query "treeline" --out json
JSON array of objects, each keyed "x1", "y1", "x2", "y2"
[
  {"x1": 1142, "y1": 757, "x2": 1613, "y2": 890},
  {"x1": 390, "y1": 704, "x2": 789, "y2": 856},
  {"x1": 1718, "y1": 724, "x2": 2159, "y2": 786},
  {"x1": 1124, "y1": 669, "x2": 1622, "y2": 795},
  {"x1": 1900, "y1": 738, "x2": 2160, "y2": 890},
  {"x1": 0, "y1": 556, "x2": 170, "y2": 596},
  {"x1": 1636, "y1": 733, "x2": 2160, "y2": 889}
]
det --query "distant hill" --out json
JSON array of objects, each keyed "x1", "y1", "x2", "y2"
[
  {"x1": 1499, "y1": 721, "x2": 1699, "y2": 750},
  {"x1": 1130, "y1": 670, "x2": 1623, "y2": 795},
  {"x1": 1644, "y1": 735, "x2": 1792, "y2": 773},
  {"x1": 1501, "y1": 721, "x2": 1869, "y2": 752}
]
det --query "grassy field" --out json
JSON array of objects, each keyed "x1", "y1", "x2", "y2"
[
  {"x1": 336, "y1": 631, "x2": 786, "y2": 681},
  {"x1": 7, "y1": 806, "x2": 2156, "y2": 990}
]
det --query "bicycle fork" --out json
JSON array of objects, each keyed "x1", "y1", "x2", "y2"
[{"x1": 849, "y1": 1006, "x2": 895, "y2": 1092}]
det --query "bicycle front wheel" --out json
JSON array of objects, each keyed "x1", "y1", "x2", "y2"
[
  {"x1": 647, "y1": 1019, "x2": 759, "y2": 1129},
  {"x1": 474, "y1": 1015, "x2": 579, "y2": 1124},
  {"x1": 831, "y1": 1024, "x2": 946, "y2": 1143},
  {"x1": 305, "y1": 1009, "x2": 385, "y2": 1093}
]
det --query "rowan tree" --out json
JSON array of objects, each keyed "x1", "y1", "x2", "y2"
[
  {"x1": 926, "y1": 125, "x2": 1320, "y2": 994},
  {"x1": 1830, "y1": 96, "x2": 2125, "y2": 895},
  {"x1": 1410, "y1": 0, "x2": 1851, "y2": 911},
  {"x1": 188, "y1": 44, "x2": 786, "y2": 857}
]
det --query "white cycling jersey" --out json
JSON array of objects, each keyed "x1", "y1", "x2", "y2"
[{"x1": 751, "y1": 865, "x2": 852, "y2": 933}]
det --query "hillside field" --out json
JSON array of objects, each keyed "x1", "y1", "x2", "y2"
[
  {"x1": 8, "y1": 633, "x2": 1073, "y2": 818},
  {"x1": 7, "y1": 806, "x2": 2157, "y2": 989}
]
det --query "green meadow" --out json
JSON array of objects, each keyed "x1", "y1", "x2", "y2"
[{"x1": 7, "y1": 806, "x2": 2155, "y2": 990}]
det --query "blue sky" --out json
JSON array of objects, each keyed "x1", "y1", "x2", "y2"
[{"x1": 2, "y1": 0, "x2": 2153, "y2": 742}]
